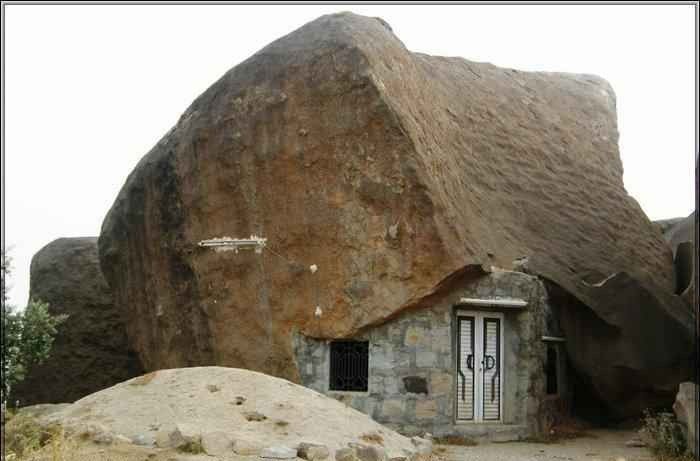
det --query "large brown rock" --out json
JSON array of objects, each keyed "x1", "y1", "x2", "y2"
[
  {"x1": 98, "y1": 12, "x2": 693, "y2": 415},
  {"x1": 12, "y1": 238, "x2": 143, "y2": 405}
]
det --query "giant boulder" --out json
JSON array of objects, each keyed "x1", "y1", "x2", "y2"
[
  {"x1": 98, "y1": 13, "x2": 694, "y2": 416},
  {"x1": 12, "y1": 238, "x2": 143, "y2": 405}
]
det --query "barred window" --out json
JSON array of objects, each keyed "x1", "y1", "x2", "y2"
[{"x1": 329, "y1": 340, "x2": 369, "y2": 392}]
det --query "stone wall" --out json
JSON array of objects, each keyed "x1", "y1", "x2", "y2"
[{"x1": 293, "y1": 269, "x2": 565, "y2": 438}]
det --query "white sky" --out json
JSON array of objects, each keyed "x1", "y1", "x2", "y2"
[{"x1": 2, "y1": 4, "x2": 696, "y2": 309}]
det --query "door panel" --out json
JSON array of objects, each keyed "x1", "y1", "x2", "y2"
[
  {"x1": 456, "y1": 317, "x2": 475, "y2": 420},
  {"x1": 482, "y1": 318, "x2": 501, "y2": 421},
  {"x1": 456, "y1": 312, "x2": 503, "y2": 423}
]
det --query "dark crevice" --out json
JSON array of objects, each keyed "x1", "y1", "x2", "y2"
[{"x1": 674, "y1": 241, "x2": 693, "y2": 295}]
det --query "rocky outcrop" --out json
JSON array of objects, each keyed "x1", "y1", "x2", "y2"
[
  {"x1": 98, "y1": 13, "x2": 693, "y2": 416},
  {"x1": 12, "y1": 238, "x2": 143, "y2": 405}
]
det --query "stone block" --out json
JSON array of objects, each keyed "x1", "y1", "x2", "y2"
[
  {"x1": 430, "y1": 372, "x2": 452, "y2": 396},
  {"x1": 298, "y1": 442, "x2": 330, "y2": 461},
  {"x1": 382, "y1": 399, "x2": 404, "y2": 419},
  {"x1": 415, "y1": 400, "x2": 438, "y2": 420},
  {"x1": 260, "y1": 446, "x2": 297, "y2": 459},
  {"x1": 336, "y1": 447, "x2": 359, "y2": 461},
  {"x1": 404, "y1": 326, "x2": 427, "y2": 347},
  {"x1": 356, "y1": 444, "x2": 387, "y2": 461},
  {"x1": 416, "y1": 351, "x2": 437, "y2": 368}
]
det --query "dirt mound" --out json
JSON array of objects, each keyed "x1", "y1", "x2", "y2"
[{"x1": 39, "y1": 367, "x2": 419, "y2": 457}]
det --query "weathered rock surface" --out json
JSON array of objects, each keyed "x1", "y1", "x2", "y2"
[
  {"x1": 12, "y1": 237, "x2": 143, "y2": 405},
  {"x1": 98, "y1": 12, "x2": 693, "y2": 416},
  {"x1": 661, "y1": 212, "x2": 695, "y2": 304},
  {"x1": 673, "y1": 382, "x2": 697, "y2": 456},
  {"x1": 38, "y1": 367, "x2": 415, "y2": 457}
]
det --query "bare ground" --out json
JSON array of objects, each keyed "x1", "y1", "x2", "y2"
[{"x1": 436, "y1": 429, "x2": 653, "y2": 461}]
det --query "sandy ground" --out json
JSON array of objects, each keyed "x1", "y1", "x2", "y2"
[{"x1": 436, "y1": 429, "x2": 653, "y2": 461}]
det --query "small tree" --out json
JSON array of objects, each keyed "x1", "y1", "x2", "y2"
[{"x1": 1, "y1": 251, "x2": 67, "y2": 405}]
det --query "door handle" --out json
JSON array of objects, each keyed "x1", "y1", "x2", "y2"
[
  {"x1": 483, "y1": 355, "x2": 496, "y2": 370},
  {"x1": 466, "y1": 354, "x2": 473, "y2": 370}
]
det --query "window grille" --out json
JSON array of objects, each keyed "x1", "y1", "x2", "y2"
[{"x1": 329, "y1": 340, "x2": 369, "y2": 392}]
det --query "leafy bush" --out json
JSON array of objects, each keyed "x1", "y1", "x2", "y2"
[
  {"x1": 642, "y1": 409, "x2": 688, "y2": 458},
  {"x1": 2, "y1": 251, "x2": 68, "y2": 403}
]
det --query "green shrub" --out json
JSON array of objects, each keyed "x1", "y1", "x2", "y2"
[
  {"x1": 2, "y1": 251, "x2": 68, "y2": 403},
  {"x1": 642, "y1": 409, "x2": 688, "y2": 458}
]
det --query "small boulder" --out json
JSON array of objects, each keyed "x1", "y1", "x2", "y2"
[
  {"x1": 673, "y1": 381, "x2": 697, "y2": 455},
  {"x1": 260, "y1": 446, "x2": 297, "y2": 459},
  {"x1": 298, "y1": 442, "x2": 330, "y2": 461},
  {"x1": 130, "y1": 434, "x2": 150, "y2": 446},
  {"x1": 336, "y1": 447, "x2": 359, "y2": 461},
  {"x1": 113, "y1": 434, "x2": 132, "y2": 444},
  {"x1": 201, "y1": 431, "x2": 234, "y2": 456},
  {"x1": 410, "y1": 436, "x2": 432, "y2": 456},
  {"x1": 158, "y1": 423, "x2": 201, "y2": 449},
  {"x1": 175, "y1": 422, "x2": 201, "y2": 444},
  {"x1": 92, "y1": 432, "x2": 114, "y2": 445},
  {"x1": 355, "y1": 444, "x2": 387, "y2": 461},
  {"x1": 234, "y1": 439, "x2": 263, "y2": 456}
]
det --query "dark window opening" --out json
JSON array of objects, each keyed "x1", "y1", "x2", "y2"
[
  {"x1": 329, "y1": 340, "x2": 369, "y2": 392},
  {"x1": 546, "y1": 345, "x2": 558, "y2": 395}
]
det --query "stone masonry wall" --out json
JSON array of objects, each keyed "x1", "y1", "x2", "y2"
[{"x1": 293, "y1": 269, "x2": 560, "y2": 438}]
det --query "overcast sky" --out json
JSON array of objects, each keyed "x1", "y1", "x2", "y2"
[{"x1": 3, "y1": 4, "x2": 696, "y2": 309}]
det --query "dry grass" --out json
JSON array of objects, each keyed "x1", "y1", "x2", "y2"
[
  {"x1": 652, "y1": 455, "x2": 696, "y2": 461},
  {"x1": 3, "y1": 414, "x2": 77, "y2": 461},
  {"x1": 433, "y1": 434, "x2": 478, "y2": 446},
  {"x1": 359, "y1": 431, "x2": 384, "y2": 445}
]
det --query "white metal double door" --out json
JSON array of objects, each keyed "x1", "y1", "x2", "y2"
[{"x1": 456, "y1": 311, "x2": 503, "y2": 422}]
